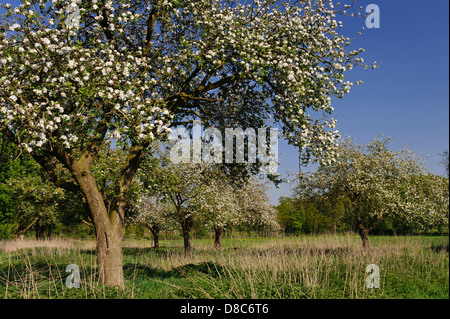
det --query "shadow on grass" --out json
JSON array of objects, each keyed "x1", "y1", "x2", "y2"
[
  {"x1": 123, "y1": 260, "x2": 227, "y2": 280},
  {"x1": 430, "y1": 242, "x2": 449, "y2": 253},
  {"x1": 121, "y1": 261, "x2": 229, "y2": 299}
]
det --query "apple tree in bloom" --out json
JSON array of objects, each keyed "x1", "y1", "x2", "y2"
[
  {"x1": 0, "y1": 0, "x2": 374, "y2": 286},
  {"x1": 295, "y1": 137, "x2": 449, "y2": 251},
  {"x1": 193, "y1": 168, "x2": 240, "y2": 250},
  {"x1": 129, "y1": 193, "x2": 176, "y2": 248},
  {"x1": 143, "y1": 154, "x2": 212, "y2": 256},
  {"x1": 235, "y1": 178, "x2": 281, "y2": 235}
]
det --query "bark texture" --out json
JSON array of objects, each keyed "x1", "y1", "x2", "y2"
[{"x1": 72, "y1": 163, "x2": 125, "y2": 288}]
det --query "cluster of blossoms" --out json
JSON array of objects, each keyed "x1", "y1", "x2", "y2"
[
  {"x1": 193, "y1": 169, "x2": 241, "y2": 229},
  {"x1": 0, "y1": 0, "x2": 173, "y2": 153}
]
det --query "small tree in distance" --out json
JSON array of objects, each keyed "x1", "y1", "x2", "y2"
[
  {"x1": 130, "y1": 193, "x2": 175, "y2": 248},
  {"x1": 236, "y1": 178, "x2": 281, "y2": 236},
  {"x1": 144, "y1": 157, "x2": 213, "y2": 256},
  {"x1": 295, "y1": 137, "x2": 449, "y2": 251},
  {"x1": 194, "y1": 169, "x2": 240, "y2": 250}
]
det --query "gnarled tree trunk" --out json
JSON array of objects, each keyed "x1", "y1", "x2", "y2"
[
  {"x1": 182, "y1": 226, "x2": 192, "y2": 257},
  {"x1": 71, "y1": 161, "x2": 126, "y2": 288},
  {"x1": 5, "y1": 119, "x2": 145, "y2": 289},
  {"x1": 356, "y1": 214, "x2": 382, "y2": 253},
  {"x1": 95, "y1": 223, "x2": 124, "y2": 288}
]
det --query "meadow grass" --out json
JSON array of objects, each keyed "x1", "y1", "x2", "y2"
[{"x1": 0, "y1": 234, "x2": 448, "y2": 299}]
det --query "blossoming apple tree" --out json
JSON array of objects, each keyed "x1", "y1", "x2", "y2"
[
  {"x1": 193, "y1": 168, "x2": 240, "y2": 250},
  {"x1": 1, "y1": 0, "x2": 374, "y2": 287},
  {"x1": 144, "y1": 160, "x2": 214, "y2": 256},
  {"x1": 295, "y1": 137, "x2": 449, "y2": 251},
  {"x1": 130, "y1": 193, "x2": 175, "y2": 248},
  {"x1": 235, "y1": 178, "x2": 280, "y2": 235}
]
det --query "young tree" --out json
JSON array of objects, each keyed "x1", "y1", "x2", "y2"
[
  {"x1": 1, "y1": 0, "x2": 374, "y2": 286},
  {"x1": 296, "y1": 137, "x2": 449, "y2": 251},
  {"x1": 130, "y1": 193, "x2": 175, "y2": 248},
  {"x1": 143, "y1": 158, "x2": 209, "y2": 256},
  {"x1": 194, "y1": 169, "x2": 240, "y2": 250},
  {"x1": 236, "y1": 178, "x2": 280, "y2": 235}
]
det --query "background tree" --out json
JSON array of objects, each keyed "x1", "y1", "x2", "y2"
[
  {"x1": 0, "y1": 132, "x2": 37, "y2": 238},
  {"x1": 235, "y1": 178, "x2": 280, "y2": 236},
  {"x1": 0, "y1": 0, "x2": 374, "y2": 287},
  {"x1": 295, "y1": 136, "x2": 449, "y2": 251},
  {"x1": 193, "y1": 168, "x2": 240, "y2": 250},
  {"x1": 276, "y1": 197, "x2": 297, "y2": 234},
  {"x1": 129, "y1": 193, "x2": 175, "y2": 248},
  {"x1": 143, "y1": 155, "x2": 210, "y2": 256},
  {"x1": 1, "y1": 132, "x2": 87, "y2": 239},
  {"x1": 6, "y1": 175, "x2": 62, "y2": 239},
  {"x1": 295, "y1": 167, "x2": 348, "y2": 234}
]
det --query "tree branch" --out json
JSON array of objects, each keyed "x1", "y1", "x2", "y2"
[
  {"x1": 81, "y1": 219, "x2": 95, "y2": 228},
  {"x1": 31, "y1": 153, "x2": 80, "y2": 193},
  {"x1": 143, "y1": 7, "x2": 158, "y2": 56}
]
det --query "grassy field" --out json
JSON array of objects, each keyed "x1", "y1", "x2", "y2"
[{"x1": 0, "y1": 234, "x2": 448, "y2": 299}]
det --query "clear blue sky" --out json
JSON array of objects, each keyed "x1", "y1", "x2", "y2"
[
  {"x1": 3, "y1": 1, "x2": 449, "y2": 205},
  {"x1": 267, "y1": 0, "x2": 450, "y2": 205}
]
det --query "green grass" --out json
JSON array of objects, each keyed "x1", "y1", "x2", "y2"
[{"x1": 0, "y1": 235, "x2": 448, "y2": 299}]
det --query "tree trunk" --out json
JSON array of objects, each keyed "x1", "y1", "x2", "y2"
[
  {"x1": 73, "y1": 166, "x2": 125, "y2": 288},
  {"x1": 47, "y1": 226, "x2": 54, "y2": 240},
  {"x1": 183, "y1": 227, "x2": 191, "y2": 256},
  {"x1": 35, "y1": 227, "x2": 45, "y2": 240},
  {"x1": 359, "y1": 228, "x2": 370, "y2": 252},
  {"x1": 95, "y1": 225, "x2": 124, "y2": 288},
  {"x1": 150, "y1": 226, "x2": 160, "y2": 248},
  {"x1": 214, "y1": 226, "x2": 224, "y2": 250},
  {"x1": 179, "y1": 213, "x2": 193, "y2": 257},
  {"x1": 356, "y1": 214, "x2": 375, "y2": 252},
  {"x1": 32, "y1": 141, "x2": 145, "y2": 289}
]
